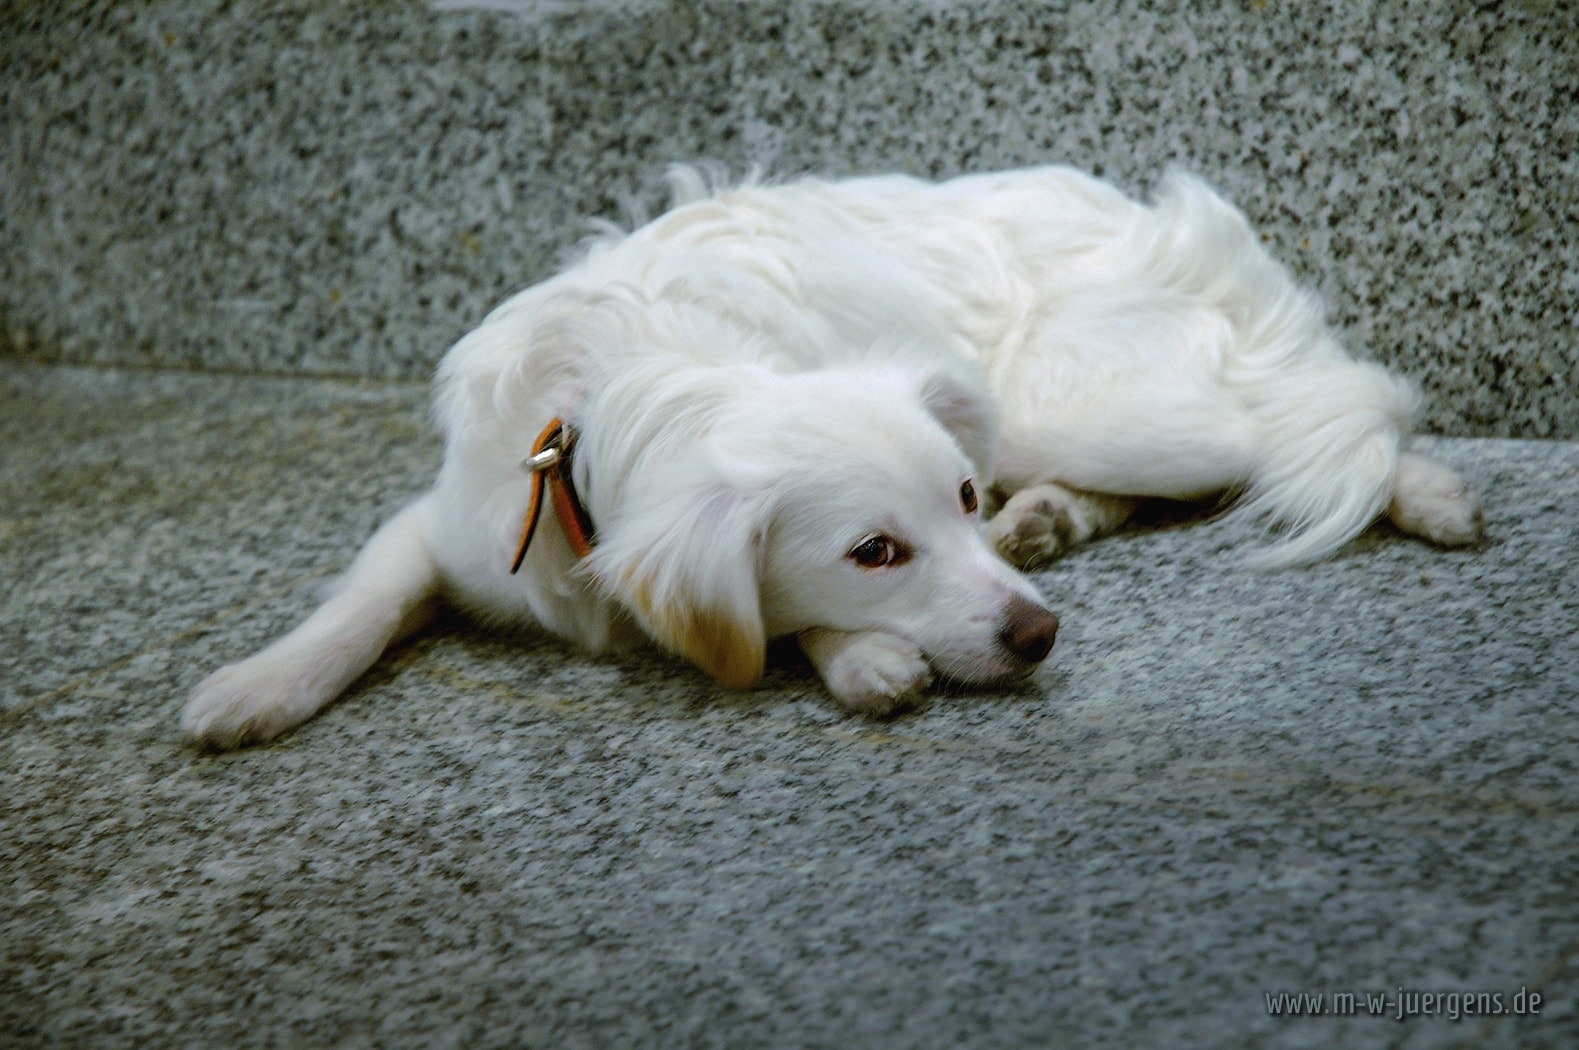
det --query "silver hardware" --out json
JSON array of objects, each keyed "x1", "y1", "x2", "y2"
[{"x1": 521, "y1": 446, "x2": 562, "y2": 472}]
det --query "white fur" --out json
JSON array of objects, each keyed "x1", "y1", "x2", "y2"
[{"x1": 184, "y1": 165, "x2": 1481, "y2": 748}]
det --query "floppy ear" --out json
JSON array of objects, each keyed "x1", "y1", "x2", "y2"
[
  {"x1": 591, "y1": 478, "x2": 766, "y2": 690},
  {"x1": 916, "y1": 361, "x2": 999, "y2": 475}
]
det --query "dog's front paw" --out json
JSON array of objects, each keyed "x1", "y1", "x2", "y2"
[
  {"x1": 800, "y1": 629, "x2": 931, "y2": 718},
  {"x1": 826, "y1": 636, "x2": 932, "y2": 717},
  {"x1": 182, "y1": 659, "x2": 303, "y2": 750}
]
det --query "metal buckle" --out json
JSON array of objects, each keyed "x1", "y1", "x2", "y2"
[{"x1": 521, "y1": 444, "x2": 562, "y2": 472}]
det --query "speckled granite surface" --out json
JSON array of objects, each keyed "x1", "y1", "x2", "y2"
[
  {"x1": 4, "y1": 362, "x2": 1576, "y2": 1048},
  {"x1": 3, "y1": 1, "x2": 1576, "y2": 437}
]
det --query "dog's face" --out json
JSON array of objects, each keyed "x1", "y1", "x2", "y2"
[
  {"x1": 753, "y1": 399, "x2": 1053, "y2": 685},
  {"x1": 586, "y1": 359, "x2": 1057, "y2": 690}
]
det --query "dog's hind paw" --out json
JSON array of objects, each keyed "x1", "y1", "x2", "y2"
[
  {"x1": 1387, "y1": 452, "x2": 1485, "y2": 549},
  {"x1": 987, "y1": 483, "x2": 1139, "y2": 570},
  {"x1": 987, "y1": 485, "x2": 1085, "y2": 570}
]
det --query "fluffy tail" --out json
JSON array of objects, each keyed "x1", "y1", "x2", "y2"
[
  {"x1": 1145, "y1": 172, "x2": 1418, "y2": 567},
  {"x1": 1231, "y1": 359, "x2": 1417, "y2": 568},
  {"x1": 182, "y1": 499, "x2": 441, "y2": 749}
]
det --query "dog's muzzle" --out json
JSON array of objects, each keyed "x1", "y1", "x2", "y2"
[{"x1": 999, "y1": 595, "x2": 1059, "y2": 665}]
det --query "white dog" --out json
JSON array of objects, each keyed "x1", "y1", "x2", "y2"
[{"x1": 183, "y1": 166, "x2": 1482, "y2": 748}]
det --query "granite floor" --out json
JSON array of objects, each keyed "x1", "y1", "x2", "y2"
[{"x1": 2, "y1": 362, "x2": 1576, "y2": 1049}]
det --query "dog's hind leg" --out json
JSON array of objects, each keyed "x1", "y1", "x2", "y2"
[
  {"x1": 985, "y1": 483, "x2": 1140, "y2": 570},
  {"x1": 182, "y1": 499, "x2": 441, "y2": 749},
  {"x1": 1386, "y1": 451, "x2": 1484, "y2": 548}
]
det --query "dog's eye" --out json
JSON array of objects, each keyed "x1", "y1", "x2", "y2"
[
  {"x1": 849, "y1": 535, "x2": 904, "y2": 569},
  {"x1": 960, "y1": 479, "x2": 979, "y2": 515}
]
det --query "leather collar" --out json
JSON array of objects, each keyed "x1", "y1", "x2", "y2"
[{"x1": 509, "y1": 418, "x2": 595, "y2": 572}]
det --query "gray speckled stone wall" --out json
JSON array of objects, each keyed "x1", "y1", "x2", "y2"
[{"x1": 3, "y1": 0, "x2": 1576, "y2": 436}]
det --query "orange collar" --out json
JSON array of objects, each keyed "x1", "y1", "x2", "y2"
[{"x1": 509, "y1": 418, "x2": 596, "y2": 572}]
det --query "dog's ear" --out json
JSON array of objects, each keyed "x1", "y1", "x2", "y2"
[
  {"x1": 591, "y1": 479, "x2": 766, "y2": 690},
  {"x1": 916, "y1": 362, "x2": 998, "y2": 475}
]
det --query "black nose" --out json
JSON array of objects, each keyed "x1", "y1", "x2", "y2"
[{"x1": 999, "y1": 596, "x2": 1059, "y2": 664}]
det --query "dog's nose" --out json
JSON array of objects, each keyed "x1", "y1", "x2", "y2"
[{"x1": 999, "y1": 596, "x2": 1059, "y2": 664}]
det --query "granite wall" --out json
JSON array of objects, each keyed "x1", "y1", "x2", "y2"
[{"x1": 3, "y1": 0, "x2": 1575, "y2": 436}]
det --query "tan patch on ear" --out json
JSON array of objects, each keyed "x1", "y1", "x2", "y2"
[
  {"x1": 626, "y1": 577, "x2": 763, "y2": 689},
  {"x1": 661, "y1": 606, "x2": 764, "y2": 690}
]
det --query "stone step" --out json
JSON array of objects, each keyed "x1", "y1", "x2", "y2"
[{"x1": 3, "y1": 1, "x2": 1573, "y2": 436}]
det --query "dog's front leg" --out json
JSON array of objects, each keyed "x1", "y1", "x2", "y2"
[
  {"x1": 182, "y1": 500, "x2": 439, "y2": 749},
  {"x1": 798, "y1": 627, "x2": 931, "y2": 717}
]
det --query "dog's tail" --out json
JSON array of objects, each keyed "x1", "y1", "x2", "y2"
[
  {"x1": 1146, "y1": 172, "x2": 1418, "y2": 568},
  {"x1": 182, "y1": 498, "x2": 441, "y2": 749},
  {"x1": 1229, "y1": 358, "x2": 1417, "y2": 568}
]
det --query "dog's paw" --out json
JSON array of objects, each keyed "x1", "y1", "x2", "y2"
[
  {"x1": 826, "y1": 635, "x2": 932, "y2": 717},
  {"x1": 986, "y1": 485, "x2": 1083, "y2": 570},
  {"x1": 181, "y1": 659, "x2": 303, "y2": 750},
  {"x1": 1388, "y1": 453, "x2": 1485, "y2": 548},
  {"x1": 803, "y1": 630, "x2": 932, "y2": 718}
]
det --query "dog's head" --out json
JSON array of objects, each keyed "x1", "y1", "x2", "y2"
[{"x1": 583, "y1": 355, "x2": 1056, "y2": 690}]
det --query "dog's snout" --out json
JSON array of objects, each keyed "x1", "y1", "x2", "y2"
[{"x1": 999, "y1": 596, "x2": 1058, "y2": 664}]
